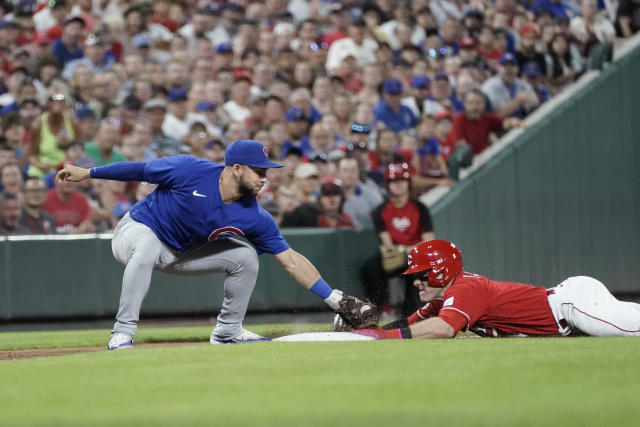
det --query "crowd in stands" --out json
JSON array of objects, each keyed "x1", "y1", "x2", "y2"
[{"x1": 0, "y1": 0, "x2": 634, "y2": 237}]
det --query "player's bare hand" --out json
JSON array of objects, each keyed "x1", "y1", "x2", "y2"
[{"x1": 56, "y1": 165, "x2": 90, "y2": 183}]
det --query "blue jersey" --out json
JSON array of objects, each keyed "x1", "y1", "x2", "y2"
[{"x1": 91, "y1": 155, "x2": 290, "y2": 255}]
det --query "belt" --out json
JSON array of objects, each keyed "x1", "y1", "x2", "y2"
[{"x1": 546, "y1": 289, "x2": 569, "y2": 330}]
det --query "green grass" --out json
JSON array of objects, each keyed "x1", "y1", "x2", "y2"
[
  {"x1": 1, "y1": 327, "x2": 639, "y2": 427},
  {"x1": 0, "y1": 323, "x2": 329, "y2": 350}
]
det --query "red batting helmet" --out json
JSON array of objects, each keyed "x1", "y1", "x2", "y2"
[
  {"x1": 403, "y1": 240, "x2": 463, "y2": 287},
  {"x1": 385, "y1": 162, "x2": 411, "y2": 183}
]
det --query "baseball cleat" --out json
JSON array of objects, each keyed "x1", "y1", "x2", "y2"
[
  {"x1": 210, "y1": 329, "x2": 271, "y2": 345},
  {"x1": 108, "y1": 333, "x2": 134, "y2": 350}
]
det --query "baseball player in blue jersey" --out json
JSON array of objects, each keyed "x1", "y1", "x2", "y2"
[{"x1": 56, "y1": 140, "x2": 377, "y2": 350}]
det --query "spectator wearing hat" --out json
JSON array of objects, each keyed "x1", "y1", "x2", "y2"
[
  {"x1": 18, "y1": 177, "x2": 57, "y2": 234},
  {"x1": 325, "y1": 16, "x2": 378, "y2": 73},
  {"x1": 402, "y1": 75, "x2": 431, "y2": 117},
  {"x1": 373, "y1": 78, "x2": 418, "y2": 133},
  {"x1": 63, "y1": 33, "x2": 114, "y2": 81},
  {"x1": 458, "y1": 35, "x2": 491, "y2": 72},
  {"x1": 222, "y1": 76, "x2": 252, "y2": 123},
  {"x1": 412, "y1": 114, "x2": 451, "y2": 193},
  {"x1": 85, "y1": 118, "x2": 127, "y2": 166},
  {"x1": 521, "y1": 62, "x2": 551, "y2": 104},
  {"x1": 187, "y1": 101, "x2": 223, "y2": 138},
  {"x1": 120, "y1": 94, "x2": 143, "y2": 135},
  {"x1": 43, "y1": 161, "x2": 94, "y2": 234},
  {"x1": 0, "y1": 191, "x2": 29, "y2": 235},
  {"x1": 482, "y1": 52, "x2": 539, "y2": 118},
  {"x1": 281, "y1": 106, "x2": 312, "y2": 158},
  {"x1": 336, "y1": 156, "x2": 383, "y2": 230},
  {"x1": 141, "y1": 99, "x2": 180, "y2": 158},
  {"x1": 51, "y1": 16, "x2": 85, "y2": 68},
  {"x1": 161, "y1": 87, "x2": 191, "y2": 143},
  {"x1": 516, "y1": 27, "x2": 548, "y2": 78},
  {"x1": 27, "y1": 91, "x2": 80, "y2": 177},
  {"x1": 422, "y1": 72, "x2": 464, "y2": 116},
  {"x1": 291, "y1": 162, "x2": 321, "y2": 204}
]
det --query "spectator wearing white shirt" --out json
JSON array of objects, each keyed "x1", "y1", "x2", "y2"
[
  {"x1": 162, "y1": 87, "x2": 190, "y2": 143},
  {"x1": 325, "y1": 17, "x2": 378, "y2": 74},
  {"x1": 223, "y1": 76, "x2": 252, "y2": 123}
]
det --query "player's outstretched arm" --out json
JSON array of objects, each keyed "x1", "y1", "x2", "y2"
[
  {"x1": 272, "y1": 249, "x2": 378, "y2": 329},
  {"x1": 56, "y1": 165, "x2": 91, "y2": 183}
]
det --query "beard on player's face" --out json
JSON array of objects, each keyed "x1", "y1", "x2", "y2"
[{"x1": 238, "y1": 174, "x2": 259, "y2": 197}]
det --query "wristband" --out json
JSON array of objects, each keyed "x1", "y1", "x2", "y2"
[{"x1": 310, "y1": 278, "x2": 333, "y2": 299}]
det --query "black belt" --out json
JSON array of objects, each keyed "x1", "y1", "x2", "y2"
[{"x1": 546, "y1": 289, "x2": 569, "y2": 330}]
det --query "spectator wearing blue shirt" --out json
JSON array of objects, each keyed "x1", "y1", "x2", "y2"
[
  {"x1": 373, "y1": 78, "x2": 418, "y2": 133},
  {"x1": 51, "y1": 16, "x2": 85, "y2": 68},
  {"x1": 62, "y1": 33, "x2": 115, "y2": 80},
  {"x1": 521, "y1": 62, "x2": 551, "y2": 105},
  {"x1": 281, "y1": 107, "x2": 312, "y2": 158}
]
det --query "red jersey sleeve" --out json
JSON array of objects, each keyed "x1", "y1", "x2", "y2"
[
  {"x1": 437, "y1": 275, "x2": 489, "y2": 333},
  {"x1": 446, "y1": 114, "x2": 463, "y2": 147},
  {"x1": 486, "y1": 113, "x2": 505, "y2": 133},
  {"x1": 407, "y1": 299, "x2": 443, "y2": 324}
]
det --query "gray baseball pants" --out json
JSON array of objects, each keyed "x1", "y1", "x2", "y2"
[{"x1": 110, "y1": 213, "x2": 259, "y2": 340}]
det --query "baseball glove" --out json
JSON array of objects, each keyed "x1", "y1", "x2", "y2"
[
  {"x1": 380, "y1": 245, "x2": 407, "y2": 273},
  {"x1": 333, "y1": 295, "x2": 380, "y2": 330}
]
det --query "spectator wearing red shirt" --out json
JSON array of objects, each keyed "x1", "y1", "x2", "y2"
[
  {"x1": 446, "y1": 89, "x2": 523, "y2": 179},
  {"x1": 361, "y1": 163, "x2": 434, "y2": 317},
  {"x1": 43, "y1": 162, "x2": 95, "y2": 234},
  {"x1": 322, "y1": 5, "x2": 349, "y2": 47}
]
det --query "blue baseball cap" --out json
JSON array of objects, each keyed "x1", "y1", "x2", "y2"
[
  {"x1": 76, "y1": 105, "x2": 96, "y2": 120},
  {"x1": 411, "y1": 74, "x2": 430, "y2": 89},
  {"x1": 215, "y1": 42, "x2": 233, "y2": 54},
  {"x1": 0, "y1": 102, "x2": 18, "y2": 116},
  {"x1": 225, "y1": 140, "x2": 283, "y2": 168},
  {"x1": 168, "y1": 87, "x2": 188, "y2": 102},
  {"x1": 196, "y1": 101, "x2": 217, "y2": 111},
  {"x1": 285, "y1": 106, "x2": 305, "y2": 121},
  {"x1": 382, "y1": 78, "x2": 403, "y2": 94},
  {"x1": 433, "y1": 71, "x2": 449, "y2": 81},
  {"x1": 499, "y1": 52, "x2": 518, "y2": 65}
]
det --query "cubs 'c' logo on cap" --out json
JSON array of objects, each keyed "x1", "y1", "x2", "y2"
[
  {"x1": 263, "y1": 146, "x2": 269, "y2": 157},
  {"x1": 208, "y1": 226, "x2": 245, "y2": 241}
]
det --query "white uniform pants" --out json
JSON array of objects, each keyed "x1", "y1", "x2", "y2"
[
  {"x1": 547, "y1": 276, "x2": 640, "y2": 337},
  {"x1": 110, "y1": 213, "x2": 259, "y2": 340}
]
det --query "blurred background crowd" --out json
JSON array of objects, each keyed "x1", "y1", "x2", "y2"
[{"x1": 0, "y1": 0, "x2": 633, "y2": 237}]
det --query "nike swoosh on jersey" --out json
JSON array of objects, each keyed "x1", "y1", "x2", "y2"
[{"x1": 192, "y1": 190, "x2": 207, "y2": 198}]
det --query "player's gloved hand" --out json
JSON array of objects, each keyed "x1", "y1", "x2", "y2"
[
  {"x1": 325, "y1": 290, "x2": 380, "y2": 329},
  {"x1": 352, "y1": 327, "x2": 412, "y2": 340}
]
